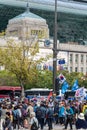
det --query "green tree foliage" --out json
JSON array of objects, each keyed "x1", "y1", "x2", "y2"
[
  {"x1": 25, "y1": 70, "x2": 53, "y2": 89},
  {"x1": 57, "y1": 70, "x2": 87, "y2": 89},
  {"x1": 0, "y1": 38, "x2": 51, "y2": 97},
  {"x1": 0, "y1": 69, "x2": 87, "y2": 91},
  {"x1": 0, "y1": 70, "x2": 19, "y2": 86}
]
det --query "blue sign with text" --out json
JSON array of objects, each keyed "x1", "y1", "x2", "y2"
[{"x1": 58, "y1": 59, "x2": 65, "y2": 64}]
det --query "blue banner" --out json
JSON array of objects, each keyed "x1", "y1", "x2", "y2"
[
  {"x1": 72, "y1": 79, "x2": 79, "y2": 91},
  {"x1": 61, "y1": 81, "x2": 69, "y2": 94}
]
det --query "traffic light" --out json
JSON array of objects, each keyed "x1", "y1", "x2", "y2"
[{"x1": 55, "y1": 78, "x2": 60, "y2": 95}]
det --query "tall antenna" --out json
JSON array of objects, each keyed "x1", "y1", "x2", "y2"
[{"x1": 26, "y1": 0, "x2": 29, "y2": 12}]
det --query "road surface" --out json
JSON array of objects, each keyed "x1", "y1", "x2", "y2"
[{"x1": 13, "y1": 124, "x2": 76, "y2": 130}]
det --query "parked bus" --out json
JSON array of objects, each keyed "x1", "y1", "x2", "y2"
[
  {"x1": 25, "y1": 88, "x2": 53, "y2": 98},
  {"x1": 0, "y1": 86, "x2": 22, "y2": 100},
  {"x1": 64, "y1": 88, "x2": 87, "y2": 100}
]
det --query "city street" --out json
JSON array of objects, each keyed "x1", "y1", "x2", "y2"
[{"x1": 12, "y1": 124, "x2": 76, "y2": 130}]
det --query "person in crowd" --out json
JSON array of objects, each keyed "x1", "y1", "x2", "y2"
[
  {"x1": 26, "y1": 102, "x2": 34, "y2": 120},
  {"x1": 1, "y1": 105, "x2": 7, "y2": 130},
  {"x1": 12, "y1": 105, "x2": 20, "y2": 129},
  {"x1": 59, "y1": 103, "x2": 66, "y2": 125},
  {"x1": 78, "y1": 102, "x2": 83, "y2": 114},
  {"x1": 54, "y1": 101, "x2": 59, "y2": 124},
  {"x1": 29, "y1": 112, "x2": 38, "y2": 130},
  {"x1": 82, "y1": 102, "x2": 87, "y2": 121},
  {"x1": 75, "y1": 113, "x2": 87, "y2": 130},
  {"x1": 2, "y1": 112, "x2": 12, "y2": 130},
  {"x1": 36, "y1": 101, "x2": 46, "y2": 130},
  {"x1": 64, "y1": 104, "x2": 74, "y2": 130},
  {"x1": 71, "y1": 103, "x2": 77, "y2": 124},
  {"x1": 46, "y1": 104, "x2": 54, "y2": 130},
  {"x1": 48, "y1": 99, "x2": 54, "y2": 108},
  {"x1": 7, "y1": 105, "x2": 13, "y2": 124}
]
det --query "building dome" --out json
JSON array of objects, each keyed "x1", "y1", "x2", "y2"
[
  {"x1": 6, "y1": 2, "x2": 49, "y2": 39},
  {"x1": 9, "y1": 8, "x2": 46, "y2": 24},
  {"x1": 11, "y1": 11, "x2": 45, "y2": 21}
]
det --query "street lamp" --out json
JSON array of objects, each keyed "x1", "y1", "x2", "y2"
[{"x1": 53, "y1": 0, "x2": 58, "y2": 93}]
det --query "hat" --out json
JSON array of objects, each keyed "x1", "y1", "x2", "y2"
[
  {"x1": 78, "y1": 113, "x2": 85, "y2": 120},
  {"x1": 31, "y1": 112, "x2": 35, "y2": 117}
]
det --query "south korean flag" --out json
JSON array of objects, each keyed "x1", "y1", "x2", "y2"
[{"x1": 58, "y1": 73, "x2": 66, "y2": 84}]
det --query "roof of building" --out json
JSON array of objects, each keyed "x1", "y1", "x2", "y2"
[
  {"x1": 11, "y1": 11, "x2": 45, "y2": 21},
  {"x1": 10, "y1": 2, "x2": 45, "y2": 21}
]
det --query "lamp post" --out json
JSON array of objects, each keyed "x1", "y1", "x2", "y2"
[{"x1": 53, "y1": 0, "x2": 58, "y2": 93}]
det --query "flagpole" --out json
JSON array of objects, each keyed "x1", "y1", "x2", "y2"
[{"x1": 53, "y1": 0, "x2": 58, "y2": 94}]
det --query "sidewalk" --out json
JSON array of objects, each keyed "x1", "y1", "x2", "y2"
[{"x1": 0, "y1": 122, "x2": 76, "y2": 130}]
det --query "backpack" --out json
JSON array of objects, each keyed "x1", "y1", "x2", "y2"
[
  {"x1": 12, "y1": 110, "x2": 18, "y2": 120},
  {"x1": 13, "y1": 109, "x2": 21, "y2": 119},
  {"x1": 16, "y1": 109, "x2": 22, "y2": 118},
  {"x1": 27, "y1": 109, "x2": 30, "y2": 117},
  {"x1": 22, "y1": 108, "x2": 27, "y2": 117},
  {"x1": 31, "y1": 119, "x2": 38, "y2": 130},
  {"x1": 36, "y1": 107, "x2": 42, "y2": 118},
  {"x1": 84, "y1": 107, "x2": 87, "y2": 115},
  {"x1": 46, "y1": 108, "x2": 53, "y2": 118}
]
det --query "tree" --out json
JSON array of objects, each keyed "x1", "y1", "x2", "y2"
[
  {"x1": 56, "y1": 70, "x2": 87, "y2": 89},
  {"x1": 0, "y1": 70, "x2": 19, "y2": 86},
  {"x1": 0, "y1": 37, "x2": 51, "y2": 98},
  {"x1": 25, "y1": 70, "x2": 53, "y2": 89}
]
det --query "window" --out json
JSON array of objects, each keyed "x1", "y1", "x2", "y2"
[
  {"x1": 70, "y1": 67, "x2": 72, "y2": 72},
  {"x1": 81, "y1": 54, "x2": 84, "y2": 63},
  {"x1": 86, "y1": 55, "x2": 87, "y2": 63},
  {"x1": 81, "y1": 67, "x2": 83, "y2": 73},
  {"x1": 70, "y1": 54, "x2": 73, "y2": 63},
  {"x1": 75, "y1": 54, "x2": 78, "y2": 63},
  {"x1": 75, "y1": 67, "x2": 78, "y2": 72},
  {"x1": 86, "y1": 67, "x2": 87, "y2": 73}
]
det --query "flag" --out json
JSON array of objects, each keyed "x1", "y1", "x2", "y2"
[
  {"x1": 61, "y1": 81, "x2": 69, "y2": 94},
  {"x1": 48, "y1": 91, "x2": 53, "y2": 100},
  {"x1": 58, "y1": 73, "x2": 66, "y2": 84},
  {"x1": 72, "y1": 79, "x2": 79, "y2": 91},
  {"x1": 75, "y1": 87, "x2": 86, "y2": 98}
]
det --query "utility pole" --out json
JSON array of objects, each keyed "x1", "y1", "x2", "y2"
[{"x1": 53, "y1": 0, "x2": 58, "y2": 93}]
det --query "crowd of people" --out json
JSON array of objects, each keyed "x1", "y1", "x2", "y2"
[{"x1": 0, "y1": 97, "x2": 87, "y2": 130}]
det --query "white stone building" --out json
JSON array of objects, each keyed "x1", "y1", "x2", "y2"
[
  {"x1": 6, "y1": 5, "x2": 49, "y2": 40},
  {"x1": 0, "y1": 3, "x2": 87, "y2": 75}
]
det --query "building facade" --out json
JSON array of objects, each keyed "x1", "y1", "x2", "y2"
[
  {"x1": 68, "y1": 52, "x2": 87, "y2": 74},
  {"x1": 0, "y1": 0, "x2": 87, "y2": 43},
  {"x1": 6, "y1": 6, "x2": 49, "y2": 40},
  {"x1": 0, "y1": 1, "x2": 87, "y2": 75}
]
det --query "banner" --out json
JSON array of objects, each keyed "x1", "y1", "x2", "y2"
[
  {"x1": 75, "y1": 87, "x2": 86, "y2": 98},
  {"x1": 47, "y1": 91, "x2": 53, "y2": 100},
  {"x1": 61, "y1": 81, "x2": 69, "y2": 94},
  {"x1": 72, "y1": 79, "x2": 79, "y2": 91}
]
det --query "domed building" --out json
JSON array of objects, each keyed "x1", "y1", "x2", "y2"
[{"x1": 6, "y1": 3, "x2": 49, "y2": 40}]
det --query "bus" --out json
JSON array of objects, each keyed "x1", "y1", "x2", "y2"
[
  {"x1": 0, "y1": 86, "x2": 22, "y2": 100},
  {"x1": 25, "y1": 88, "x2": 53, "y2": 98},
  {"x1": 64, "y1": 89, "x2": 87, "y2": 100}
]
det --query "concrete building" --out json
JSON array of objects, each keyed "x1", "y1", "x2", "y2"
[
  {"x1": 1, "y1": 0, "x2": 87, "y2": 43},
  {"x1": 6, "y1": 4, "x2": 49, "y2": 40},
  {"x1": 0, "y1": 1, "x2": 87, "y2": 75},
  {"x1": 1, "y1": 36, "x2": 87, "y2": 74}
]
